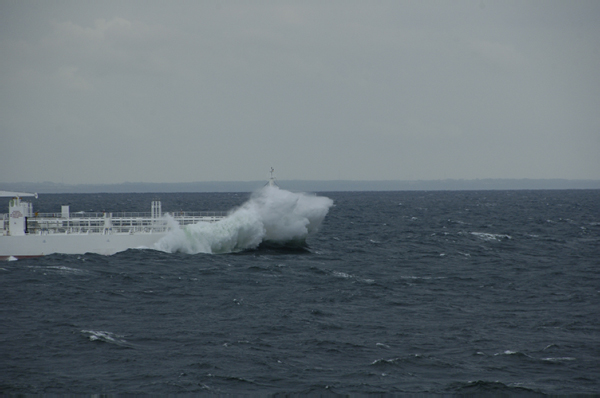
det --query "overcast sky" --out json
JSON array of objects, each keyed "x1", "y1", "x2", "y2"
[{"x1": 1, "y1": 0, "x2": 599, "y2": 184}]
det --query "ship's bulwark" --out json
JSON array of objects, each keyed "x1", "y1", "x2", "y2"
[{"x1": 0, "y1": 232, "x2": 168, "y2": 259}]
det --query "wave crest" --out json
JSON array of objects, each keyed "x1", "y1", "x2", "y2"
[{"x1": 154, "y1": 185, "x2": 333, "y2": 254}]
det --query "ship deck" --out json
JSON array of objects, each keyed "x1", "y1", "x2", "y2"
[{"x1": 1, "y1": 211, "x2": 226, "y2": 236}]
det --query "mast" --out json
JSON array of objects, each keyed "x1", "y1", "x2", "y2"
[{"x1": 268, "y1": 167, "x2": 277, "y2": 187}]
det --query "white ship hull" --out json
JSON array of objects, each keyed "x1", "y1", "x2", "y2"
[{"x1": 0, "y1": 231, "x2": 168, "y2": 260}]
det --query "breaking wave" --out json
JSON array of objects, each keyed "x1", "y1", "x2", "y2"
[
  {"x1": 81, "y1": 330, "x2": 134, "y2": 348},
  {"x1": 154, "y1": 185, "x2": 333, "y2": 254}
]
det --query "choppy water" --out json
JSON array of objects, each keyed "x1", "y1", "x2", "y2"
[{"x1": 1, "y1": 189, "x2": 599, "y2": 395}]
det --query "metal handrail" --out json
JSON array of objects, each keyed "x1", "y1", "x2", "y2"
[{"x1": 27, "y1": 211, "x2": 228, "y2": 219}]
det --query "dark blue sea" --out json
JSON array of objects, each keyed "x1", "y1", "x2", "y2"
[{"x1": 1, "y1": 189, "x2": 599, "y2": 395}]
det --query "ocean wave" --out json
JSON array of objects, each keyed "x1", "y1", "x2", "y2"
[
  {"x1": 541, "y1": 357, "x2": 576, "y2": 363},
  {"x1": 154, "y1": 185, "x2": 333, "y2": 254},
  {"x1": 471, "y1": 232, "x2": 512, "y2": 241},
  {"x1": 446, "y1": 380, "x2": 543, "y2": 395},
  {"x1": 80, "y1": 329, "x2": 134, "y2": 348},
  {"x1": 494, "y1": 349, "x2": 532, "y2": 358}
]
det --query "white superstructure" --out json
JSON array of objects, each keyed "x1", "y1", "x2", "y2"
[{"x1": 0, "y1": 193, "x2": 225, "y2": 259}]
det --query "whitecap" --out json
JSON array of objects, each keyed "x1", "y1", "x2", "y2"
[
  {"x1": 471, "y1": 232, "x2": 512, "y2": 241},
  {"x1": 370, "y1": 357, "x2": 400, "y2": 366},
  {"x1": 332, "y1": 270, "x2": 374, "y2": 284},
  {"x1": 542, "y1": 357, "x2": 576, "y2": 362},
  {"x1": 333, "y1": 271, "x2": 352, "y2": 279},
  {"x1": 154, "y1": 185, "x2": 333, "y2": 254},
  {"x1": 494, "y1": 350, "x2": 519, "y2": 356},
  {"x1": 400, "y1": 276, "x2": 446, "y2": 280},
  {"x1": 45, "y1": 266, "x2": 87, "y2": 275},
  {"x1": 81, "y1": 329, "x2": 133, "y2": 347}
]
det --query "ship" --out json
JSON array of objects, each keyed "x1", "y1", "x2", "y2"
[{"x1": 0, "y1": 190, "x2": 225, "y2": 260}]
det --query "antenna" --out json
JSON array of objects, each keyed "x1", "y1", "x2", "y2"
[{"x1": 268, "y1": 167, "x2": 277, "y2": 187}]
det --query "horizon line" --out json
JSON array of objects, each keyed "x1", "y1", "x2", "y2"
[
  {"x1": 2, "y1": 178, "x2": 599, "y2": 194},
  {"x1": 3, "y1": 177, "x2": 600, "y2": 185}
]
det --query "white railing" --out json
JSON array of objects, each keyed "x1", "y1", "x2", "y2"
[
  {"x1": 31, "y1": 211, "x2": 227, "y2": 219},
  {"x1": 0, "y1": 214, "x2": 7, "y2": 236},
  {"x1": 0, "y1": 211, "x2": 227, "y2": 236}
]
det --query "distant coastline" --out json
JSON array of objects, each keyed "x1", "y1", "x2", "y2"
[{"x1": 2, "y1": 179, "x2": 600, "y2": 194}]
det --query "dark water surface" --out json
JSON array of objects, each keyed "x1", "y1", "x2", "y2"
[{"x1": 1, "y1": 190, "x2": 599, "y2": 395}]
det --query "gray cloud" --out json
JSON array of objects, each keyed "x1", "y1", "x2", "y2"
[{"x1": 1, "y1": 0, "x2": 599, "y2": 184}]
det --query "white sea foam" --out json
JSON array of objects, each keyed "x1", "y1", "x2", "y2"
[
  {"x1": 542, "y1": 357, "x2": 576, "y2": 362},
  {"x1": 471, "y1": 232, "x2": 512, "y2": 241},
  {"x1": 154, "y1": 185, "x2": 333, "y2": 254},
  {"x1": 45, "y1": 265, "x2": 87, "y2": 275},
  {"x1": 81, "y1": 330, "x2": 132, "y2": 347}
]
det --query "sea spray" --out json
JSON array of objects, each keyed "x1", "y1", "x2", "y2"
[{"x1": 154, "y1": 185, "x2": 333, "y2": 254}]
